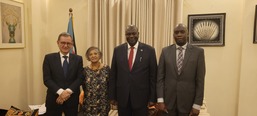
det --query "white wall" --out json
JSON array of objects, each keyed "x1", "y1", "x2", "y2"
[
  {"x1": 183, "y1": 0, "x2": 243, "y2": 116},
  {"x1": 28, "y1": 0, "x2": 89, "y2": 107},
  {"x1": 238, "y1": 0, "x2": 257, "y2": 116},
  {"x1": 46, "y1": 0, "x2": 88, "y2": 59},
  {"x1": 0, "y1": 0, "x2": 29, "y2": 109},
  {"x1": 0, "y1": 0, "x2": 89, "y2": 110}
]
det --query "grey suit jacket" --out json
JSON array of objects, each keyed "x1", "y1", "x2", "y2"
[
  {"x1": 109, "y1": 42, "x2": 157, "y2": 109},
  {"x1": 156, "y1": 44, "x2": 205, "y2": 113}
]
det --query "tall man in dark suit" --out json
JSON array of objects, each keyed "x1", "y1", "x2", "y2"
[
  {"x1": 109, "y1": 25, "x2": 157, "y2": 116},
  {"x1": 43, "y1": 32, "x2": 83, "y2": 116},
  {"x1": 156, "y1": 24, "x2": 206, "y2": 116}
]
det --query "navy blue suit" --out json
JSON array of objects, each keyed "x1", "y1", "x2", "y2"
[
  {"x1": 109, "y1": 42, "x2": 157, "y2": 116},
  {"x1": 43, "y1": 53, "x2": 83, "y2": 116}
]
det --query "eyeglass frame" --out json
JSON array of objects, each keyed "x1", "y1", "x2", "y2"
[{"x1": 59, "y1": 41, "x2": 73, "y2": 47}]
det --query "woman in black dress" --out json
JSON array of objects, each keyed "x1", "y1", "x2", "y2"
[{"x1": 80, "y1": 46, "x2": 110, "y2": 116}]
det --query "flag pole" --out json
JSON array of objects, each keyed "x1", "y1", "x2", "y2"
[
  {"x1": 67, "y1": 8, "x2": 77, "y2": 54},
  {"x1": 69, "y1": 8, "x2": 73, "y2": 17}
]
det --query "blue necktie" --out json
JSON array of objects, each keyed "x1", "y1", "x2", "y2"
[{"x1": 63, "y1": 56, "x2": 69, "y2": 77}]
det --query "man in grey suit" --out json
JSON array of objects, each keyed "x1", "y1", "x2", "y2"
[
  {"x1": 43, "y1": 32, "x2": 83, "y2": 116},
  {"x1": 109, "y1": 25, "x2": 157, "y2": 116},
  {"x1": 156, "y1": 24, "x2": 206, "y2": 116}
]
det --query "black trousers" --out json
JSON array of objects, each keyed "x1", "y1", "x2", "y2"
[
  {"x1": 161, "y1": 100, "x2": 190, "y2": 116},
  {"x1": 46, "y1": 102, "x2": 78, "y2": 116},
  {"x1": 118, "y1": 94, "x2": 148, "y2": 116}
]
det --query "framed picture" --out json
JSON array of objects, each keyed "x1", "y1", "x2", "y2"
[
  {"x1": 188, "y1": 13, "x2": 226, "y2": 46},
  {"x1": 254, "y1": 5, "x2": 257, "y2": 43},
  {"x1": 0, "y1": 0, "x2": 24, "y2": 48}
]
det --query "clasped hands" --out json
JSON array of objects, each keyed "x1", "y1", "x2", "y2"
[
  {"x1": 155, "y1": 102, "x2": 200, "y2": 116},
  {"x1": 155, "y1": 102, "x2": 168, "y2": 113},
  {"x1": 109, "y1": 100, "x2": 155, "y2": 106},
  {"x1": 56, "y1": 90, "x2": 72, "y2": 104}
]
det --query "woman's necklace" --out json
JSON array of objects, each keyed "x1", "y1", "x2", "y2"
[{"x1": 91, "y1": 62, "x2": 101, "y2": 71}]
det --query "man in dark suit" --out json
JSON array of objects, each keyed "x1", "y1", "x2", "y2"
[
  {"x1": 43, "y1": 32, "x2": 83, "y2": 116},
  {"x1": 109, "y1": 25, "x2": 157, "y2": 116},
  {"x1": 156, "y1": 24, "x2": 206, "y2": 116}
]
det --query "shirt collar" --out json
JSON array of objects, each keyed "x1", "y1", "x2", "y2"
[
  {"x1": 176, "y1": 43, "x2": 188, "y2": 50},
  {"x1": 59, "y1": 52, "x2": 70, "y2": 58},
  {"x1": 127, "y1": 41, "x2": 139, "y2": 49}
]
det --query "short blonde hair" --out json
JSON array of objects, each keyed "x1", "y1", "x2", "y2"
[{"x1": 85, "y1": 46, "x2": 102, "y2": 61}]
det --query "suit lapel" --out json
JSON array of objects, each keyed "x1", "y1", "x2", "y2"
[
  {"x1": 180, "y1": 44, "x2": 192, "y2": 74},
  {"x1": 132, "y1": 42, "x2": 143, "y2": 71},
  {"x1": 122, "y1": 44, "x2": 130, "y2": 72},
  {"x1": 170, "y1": 45, "x2": 178, "y2": 75},
  {"x1": 68, "y1": 54, "x2": 75, "y2": 77},
  {"x1": 55, "y1": 53, "x2": 65, "y2": 77}
]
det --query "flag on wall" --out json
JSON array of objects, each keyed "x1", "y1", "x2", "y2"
[{"x1": 67, "y1": 16, "x2": 77, "y2": 54}]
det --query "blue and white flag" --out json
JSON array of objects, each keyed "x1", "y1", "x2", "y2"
[{"x1": 67, "y1": 16, "x2": 77, "y2": 54}]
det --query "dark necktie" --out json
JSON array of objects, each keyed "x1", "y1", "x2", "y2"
[
  {"x1": 63, "y1": 56, "x2": 69, "y2": 77},
  {"x1": 177, "y1": 47, "x2": 183, "y2": 75},
  {"x1": 128, "y1": 47, "x2": 134, "y2": 71}
]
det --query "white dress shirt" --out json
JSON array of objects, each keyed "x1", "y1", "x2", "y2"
[
  {"x1": 127, "y1": 42, "x2": 139, "y2": 68},
  {"x1": 56, "y1": 52, "x2": 73, "y2": 95}
]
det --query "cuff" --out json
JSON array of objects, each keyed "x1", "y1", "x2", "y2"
[
  {"x1": 193, "y1": 104, "x2": 201, "y2": 110},
  {"x1": 66, "y1": 88, "x2": 73, "y2": 94},
  {"x1": 157, "y1": 98, "x2": 164, "y2": 103},
  {"x1": 57, "y1": 88, "x2": 64, "y2": 95}
]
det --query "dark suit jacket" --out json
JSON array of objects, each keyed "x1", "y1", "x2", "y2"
[
  {"x1": 43, "y1": 52, "x2": 83, "y2": 109},
  {"x1": 156, "y1": 44, "x2": 205, "y2": 113},
  {"x1": 109, "y1": 42, "x2": 157, "y2": 109}
]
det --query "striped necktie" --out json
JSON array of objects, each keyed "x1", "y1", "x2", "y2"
[{"x1": 177, "y1": 47, "x2": 183, "y2": 75}]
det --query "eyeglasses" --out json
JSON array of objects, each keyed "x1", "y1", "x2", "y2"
[{"x1": 59, "y1": 42, "x2": 73, "y2": 46}]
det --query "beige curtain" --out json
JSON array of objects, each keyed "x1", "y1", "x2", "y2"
[{"x1": 87, "y1": 0, "x2": 182, "y2": 65}]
